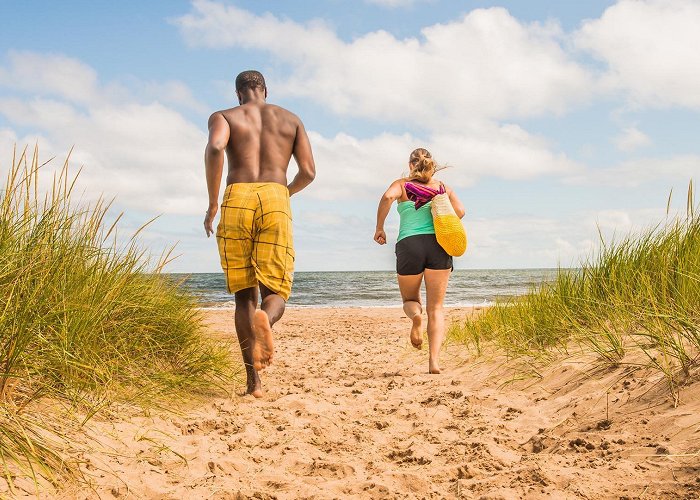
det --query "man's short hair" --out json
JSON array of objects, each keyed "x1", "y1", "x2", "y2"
[{"x1": 235, "y1": 70, "x2": 266, "y2": 92}]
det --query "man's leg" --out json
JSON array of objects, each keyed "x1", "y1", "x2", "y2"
[
  {"x1": 260, "y1": 283, "x2": 286, "y2": 326},
  {"x1": 234, "y1": 286, "x2": 263, "y2": 397},
  {"x1": 251, "y1": 184, "x2": 293, "y2": 370},
  {"x1": 252, "y1": 283, "x2": 286, "y2": 370}
]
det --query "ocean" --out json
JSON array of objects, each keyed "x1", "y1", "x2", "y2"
[{"x1": 170, "y1": 269, "x2": 560, "y2": 308}]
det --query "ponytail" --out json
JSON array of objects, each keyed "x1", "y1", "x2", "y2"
[{"x1": 408, "y1": 148, "x2": 437, "y2": 183}]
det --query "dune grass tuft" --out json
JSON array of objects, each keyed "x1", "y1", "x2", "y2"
[
  {"x1": 0, "y1": 146, "x2": 233, "y2": 490},
  {"x1": 451, "y1": 181, "x2": 699, "y2": 390}
]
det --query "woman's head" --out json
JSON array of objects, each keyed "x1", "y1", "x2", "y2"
[{"x1": 408, "y1": 148, "x2": 436, "y2": 183}]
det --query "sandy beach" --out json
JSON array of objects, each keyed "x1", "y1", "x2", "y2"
[{"x1": 58, "y1": 307, "x2": 700, "y2": 499}]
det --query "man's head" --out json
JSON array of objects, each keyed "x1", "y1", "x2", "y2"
[{"x1": 235, "y1": 70, "x2": 267, "y2": 103}]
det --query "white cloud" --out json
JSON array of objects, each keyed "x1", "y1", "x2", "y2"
[
  {"x1": 304, "y1": 125, "x2": 581, "y2": 200},
  {"x1": 175, "y1": 1, "x2": 594, "y2": 126},
  {"x1": 303, "y1": 131, "x2": 416, "y2": 199},
  {"x1": 465, "y1": 214, "x2": 592, "y2": 268},
  {"x1": 567, "y1": 155, "x2": 700, "y2": 187},
  {"x1": 0, "y1": 53, "x2": 207, "y2": 214},
  {"x1": 613, "y1": 126, "x2": 651, "y2": 152},
  {"x1": 131, "y1": 80, "x2": 209, "y2": 114},
  {"x1": 292, "y1": 208, "x2": 393, "y2": 271},
  {"x1": 464, "y1": 206, "x2": 671, "y2": 269},
  {"x1": 590, "y1": 209, "x2": 633, "y2": 231},
  {"x1": 430, "y1": 123, "x2": 581, "y2": 181},
  {"x1": 0, "y1": 50, "x2": 208, "y2": 115},
  {"x1": 575, "y1": 0, "x2": 700, "y2": 109},
  {"x1": 290, "y1": 202, "x2": 677, "y2": 271},
  {"x1": 0, "y1": 128, "x2": 19, "y2": 154},
  {"x1": 0, "y1": 51, "x2": 102, "y2": 106}
]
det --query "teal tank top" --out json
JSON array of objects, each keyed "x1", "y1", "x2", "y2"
[{"x1": 397, "y1": 200, "x2": 435, "y2": 241}]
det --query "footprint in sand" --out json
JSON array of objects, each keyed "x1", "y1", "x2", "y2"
[
  {"x1": 253, "y1": 310, "x2": 274, "y2": 371},
  {"x1": 290, "y1": 460, "x2": 355, "y2": 479}
]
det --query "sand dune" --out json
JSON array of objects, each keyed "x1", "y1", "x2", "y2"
[{"x1": 61, "y1": 307, "x2": 699, "y2": 499}]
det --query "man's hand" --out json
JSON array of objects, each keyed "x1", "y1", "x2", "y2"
[
  {"x1": 374, "y1": 229, "x2": 386, "y2": 245},
  {"x1": 204, "y1": 205, "x2": 218, "y2": 237}
]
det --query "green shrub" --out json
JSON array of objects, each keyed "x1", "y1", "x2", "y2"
[
  {"x1": 452, "y1": 182, "x2": 699, "y2": 387},
  {"x1": 0, "y1": 146, "x2": 232, "y2": 489}
]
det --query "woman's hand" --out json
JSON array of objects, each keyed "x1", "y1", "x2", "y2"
[
  {"x1": 375, "y1": 180, "x2": 402, "y2": 245},
  {"x1": 374, "y1": 229, "x2": 387, "y2": 245}
]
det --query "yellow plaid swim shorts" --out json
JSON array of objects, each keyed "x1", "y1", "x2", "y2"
[{"x1": 216, "y1": 183, "x2": 294, "y2": 301}]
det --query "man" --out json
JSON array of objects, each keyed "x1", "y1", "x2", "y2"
[{"x1": 204, "y1": 70, "x2": 316, "y2": 398}]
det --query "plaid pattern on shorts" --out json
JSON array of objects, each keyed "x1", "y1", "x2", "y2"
[{"x1": 216, "y1": 183, "x2": 294, "y2": 300}]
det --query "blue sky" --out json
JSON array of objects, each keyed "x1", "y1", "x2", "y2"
[{"x1": 1, "y1": 0, "x2": 698, "y2": 272}]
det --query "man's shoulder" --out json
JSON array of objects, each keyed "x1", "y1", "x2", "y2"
[
  {"x1": 212, "y1": 106, "x2": 251, "y2": 128},
  {"x1": 215, "y1": 106, "x2": 243, "y2": 117},
  {"x1": 209, "y1": 107, "x2": 238, "y2": 120},
  {"x1": 264, "y1": 103, "x2": 300, "y2": 121},
  {"x1": 208, "y1": 109, "x2": 232, "y2": 128}
]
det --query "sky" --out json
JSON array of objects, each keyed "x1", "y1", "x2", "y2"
[{"x1": 0, "y1": 0, "x2": 698, "y2": 272}]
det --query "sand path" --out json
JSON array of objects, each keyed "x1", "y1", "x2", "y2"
[{"x1": 67, "y1": 308, "x2": 699, "y2": 499}]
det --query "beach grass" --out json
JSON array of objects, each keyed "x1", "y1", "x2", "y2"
[
  {"x1": 0, "y1": 146, "x2": 233, "y2": 490},
  {"x1": 450, "y1": 182, "x2": 699, "y2": 391}
]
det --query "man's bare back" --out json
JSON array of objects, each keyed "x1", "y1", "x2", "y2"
[
  {"x1": 204, "y1": 100, "x2": 314, "y2": 227},
  {"x1": 203, "y1": 70, "x2": 315, "y2": 398},
  {"x1": 215, "y1": 103, "x2": 302, "y2": 185}
]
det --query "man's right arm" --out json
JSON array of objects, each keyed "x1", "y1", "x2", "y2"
[
  {"x1": 287, "y1": 120, "x2": 316, "y2": 196},
  {"x1": 204, "y1": 112, "x2": 230, "y2": 237}
]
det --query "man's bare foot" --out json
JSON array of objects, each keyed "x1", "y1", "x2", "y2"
[
  {"x1": 245, "y1": 370, "x2": 264, "y2": 398},
  {"x1": 410, "y1": 314, "x2": 423, "y2": 349},
  {"x1": 429, "y1": 359, "x2": 441, "y2": 374},
  {"x1": 252, "y1": 310, "x2": 274, "y2": 371},
  {"x1": 248, "y1": 387, "x2": 264, "y2": 398}
]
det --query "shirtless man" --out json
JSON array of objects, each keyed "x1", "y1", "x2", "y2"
[{"x1": 204, "y1": 70, "x2": 316, "y2": 398}]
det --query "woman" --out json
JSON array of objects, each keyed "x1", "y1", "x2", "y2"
[{"x1": 374, "y1": 148, "x2": 465, "y2": 374}]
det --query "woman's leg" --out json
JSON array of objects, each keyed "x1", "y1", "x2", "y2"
[
  {"x1": 397, "y1": 273, "x2": 424, "y2": 348},
  {"x1": 424, "y1": 268, "x2": 451, "y2": 373}
]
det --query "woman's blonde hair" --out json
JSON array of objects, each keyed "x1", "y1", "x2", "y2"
[{"x1": 408, "y1": 148, "x2": 437, "y2": 183}]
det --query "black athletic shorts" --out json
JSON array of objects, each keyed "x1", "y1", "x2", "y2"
[{"x1": 395, "y1": 233, "x2": 453, "y2": 275}]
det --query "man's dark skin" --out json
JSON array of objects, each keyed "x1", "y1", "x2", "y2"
[{"x1": 204, "y1": 74, "x2": 315, "y2": 397}]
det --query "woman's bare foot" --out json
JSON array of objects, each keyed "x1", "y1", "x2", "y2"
[
  {"x1": 410, "y1": 314, "x2": 423, "y2": 349},
  {"x1": 252, "y1": 310, "x2": 274, "y2": 371},
  {"x1": 428, "y1": 358, "x2": 441, "y2": 374}
]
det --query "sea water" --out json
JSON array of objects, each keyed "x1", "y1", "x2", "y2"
[{"x1": 169, "y1": 269, "x2": 560, "y2": 308}]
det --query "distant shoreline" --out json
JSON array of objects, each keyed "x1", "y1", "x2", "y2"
[
  {"x1": 177, "y1": 269, "x2": 557, "y2": 309},
  {"x1": 170, "y1": 267, "x2": 569, "y2": 275},
  {"x1": 196, "y1": 304, "x2": 487, "y2": 311}
]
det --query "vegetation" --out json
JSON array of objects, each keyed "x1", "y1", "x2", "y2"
[
  {"x1": 451, "y1": 182, "x2": 699, "y2": 390},
  {"x1": 0, "y1": 146, "x2": 232, "y2": 491}
]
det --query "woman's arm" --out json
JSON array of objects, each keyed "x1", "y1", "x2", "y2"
[
  {"x1": 445, "y1": 185, "x2": 466, "y2": 219},
  {"x1": 374, "y1": 180, "x2": 403, "y2": 245}
]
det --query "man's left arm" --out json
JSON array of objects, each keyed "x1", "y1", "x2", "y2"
[
  {"x1": 204, "y1": 112, "x2": 230, "y2": 237},
  {"x1": 287, "y1": 120, "x2": 316, "y2": 196}
]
